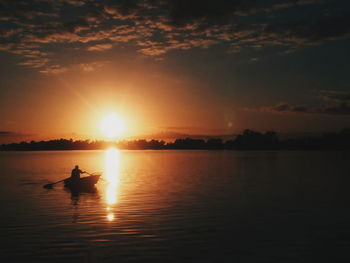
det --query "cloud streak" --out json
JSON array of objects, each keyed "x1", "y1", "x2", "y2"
[
  {"x1": 87, "y1": 43, "x2": 113, "y2": 51},
  {"x1": 257, "y1": 90, "x2": 350, "y2": 116}
]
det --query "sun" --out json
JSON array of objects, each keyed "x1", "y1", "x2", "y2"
[{"x1": 100, "y1": 113, "x2": 125, "y2": 139}]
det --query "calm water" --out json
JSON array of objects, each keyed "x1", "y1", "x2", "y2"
[{"x1": 0, "y1": 150, "x2": 349, "y2": 262}]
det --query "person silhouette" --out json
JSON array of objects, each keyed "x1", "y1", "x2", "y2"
[{"x1": 71, "y1": 165, "x2": 86, "y2": 181}]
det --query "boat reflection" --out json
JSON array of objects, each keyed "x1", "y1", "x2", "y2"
[
  {"x1": 104, "y1": 147, "x2": 121, "y2": 221},
  {"x1": 66, "y1": 187, "x2": 99, "y2": 223},
  {"x1": 67, "y1": 187, "x2": 98, "y2": 205}
]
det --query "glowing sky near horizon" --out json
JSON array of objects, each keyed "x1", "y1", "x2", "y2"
[{"x1": 0, "y1": 0, "x2": 349, "y2": 143}]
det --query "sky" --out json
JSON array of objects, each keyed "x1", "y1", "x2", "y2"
[{"x1": 0, "y1": 0, "x2": 350, "y2": 143}]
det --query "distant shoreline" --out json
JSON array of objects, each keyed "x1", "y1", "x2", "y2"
[
  {"x1": 1, "y1": 129, "x2": 349, "y2": 151},
  {"x1": 1, "y1": 149, "x2": 349, "y2": 152}
]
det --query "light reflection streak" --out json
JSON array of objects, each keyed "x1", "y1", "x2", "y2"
[{"x1": 104, "y1": 147, "x2": 121, "y2": 221}]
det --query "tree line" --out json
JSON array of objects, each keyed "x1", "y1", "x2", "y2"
[{"x1": 1, "y1": 129, "x2": 350, "y2": 151}]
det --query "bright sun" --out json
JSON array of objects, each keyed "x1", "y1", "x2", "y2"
[{"x1": 100, "y1": 113, "x2": 125, "y2": 139}]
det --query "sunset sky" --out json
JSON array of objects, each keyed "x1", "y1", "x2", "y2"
[{"x1": 0, "y1": 0, "x2": 349, "y2": 143}]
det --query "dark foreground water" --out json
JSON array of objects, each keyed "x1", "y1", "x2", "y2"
[{"x1": 0, "y1": 150, "x2": 349, "y2": 262}]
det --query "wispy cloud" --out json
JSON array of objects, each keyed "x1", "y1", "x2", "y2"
[
  {"x1": 0, "y1": 131, "x2": 34, "y2": 144},
  {"x1": 253, "y1": 90, "x2": 350, "y2": 116},
  {"x1": 79, "y1": 61, "x2": 109, "y2": 71},
  {"x1": 87, "y1": 43, "x2": 113, "y2": 51}
]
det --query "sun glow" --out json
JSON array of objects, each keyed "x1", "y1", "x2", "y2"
[{"x1": 100, "y1": 113, "x2": 125, "y2": 139}]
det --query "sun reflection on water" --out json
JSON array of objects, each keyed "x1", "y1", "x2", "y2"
[
  {"x1": 104, "y1": 147, "x2": 121, "y2": 221},
  {"x1": 107, "y1": 213, "x2": 114, "y2": 221}
]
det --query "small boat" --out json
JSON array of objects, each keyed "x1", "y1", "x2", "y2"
[{"x1": 64, "y1": 174, "x2": 101, "y2": 191}]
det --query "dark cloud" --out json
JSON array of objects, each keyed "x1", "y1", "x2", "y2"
[
  {"x1": 296, "y1": 0, "x2": 332, "y2": 5},
  {"x1": 0, "y1": 131, "x2": 15, "y2": 135},
  {"x1": 154, "y1": 0, "x2": 257, "y2": 28},
  {"x1": 291, "y1": 106, "x2": 307, "y2": 112},
  {"x1": 0, "y1": 131, "x2": 34, "y2": 144},
  {"x1": 262, "y1": 103, "x2": 310, "y2": 113},
  {"x1": 268, "y1": 102, "x2": 290, "y2": 112},
  {"x1": 262, "y1": 13, "x2": 350, "y2": 46},
  {"x1": 318, "y1": 91, "x2": 350, "y2": 115},
  {"x1": 319, "y1": 90, "x2": 350, "y2": 102},
  {"x1": 0, "y1": 0, "x2": 349, "y2": 73},
  {"x1": 0, "y1": 28, "x2": 23, "y2": 38},
  {"x1": 0, "y1": 0, "x2": 57, "y2": 21},
  {"x1": 63, "y1": 0, "x2": 86, "y2": 6},
  {"x1": 0, "y1": 130, "x2": 30, "y2": 137},
  {"x1": 259, "y1": 90, "x2": 350, "y2": 116},
  {"x1": 102, "y1": 0, "x2": 141, "y2": 19},
  {"x1": 321, "y1": 102, "x2": 350, "y2": 115}
]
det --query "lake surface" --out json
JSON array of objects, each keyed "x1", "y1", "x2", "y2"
[{"x1": 0, "y1": 150, "x2": 349, "y2": 262}]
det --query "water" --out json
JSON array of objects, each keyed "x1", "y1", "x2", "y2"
[{"x1": 0, "y1": 150, "x2": 349, "y2": 262}]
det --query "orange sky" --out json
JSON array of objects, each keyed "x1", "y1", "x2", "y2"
[
  {"x1": 1, "y1": 61, "x2": 234, "y2": 141},
  {"x1": 2, "y1": 59, "x2": 348, "y2": 144},
  {"x1": 0, "y1": 0, "x2": 350, "y2": 143}
]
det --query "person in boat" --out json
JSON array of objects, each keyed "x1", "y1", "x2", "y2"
[{"x1": 71, "y1": 165, "x2": 86, "y2": 181}]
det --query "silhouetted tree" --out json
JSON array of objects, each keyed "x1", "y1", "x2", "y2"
[
  {"x1": 206, "y1": 138, "x2": 223, "y2": 149},
  {"x1": 1, "y1": 129, "x2": 349, "y2": 151}
]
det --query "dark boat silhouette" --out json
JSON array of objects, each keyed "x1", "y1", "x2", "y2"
[{"x1": 64, "y1": 174, "x2": 101, "y2": 191}]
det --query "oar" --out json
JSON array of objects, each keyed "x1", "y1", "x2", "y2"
[
  {"x1": 85, "y1": 171, "x2": 105, "y2": 181},
  {"x1": 44, "y1": 172, "x2": 101, "y2": 189},
  {"x1": 43, "y1": 179, "x2": 66, "y2": 189},
  {"x1": 85, "y1": 171, "x2": 102, "y2": 176}
]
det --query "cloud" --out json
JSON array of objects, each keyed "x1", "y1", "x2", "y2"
[
  {"x1": 0, "y1": 131, "x2": 15, "y2": 135},
  {"x1": 39, "y1": 65, "x2": 68, "y2": 74},
  {"x1": 262, "y1": 13, "x2": 350, "y2": 46},
  {"x1": 296, "y1": 0, "x2": 332, "y2": 5},
  {"x1": 0, "y1": 131, "x2": 36, "y2": 144},
  {"x1": 319, "y1": 90, "x2": 350, "y2": 102},
  {"x1": 156, "y1": 0, "x2": 257, "y2": 28},
  {"x1": 0, "y1": 28, "x2": 23, "y2": 38},
  {"x1": 87, "y1": 43, "x2": 113, "y2": 51},
  {"x1": 63, "y1": 0, "x2": 86, "y2": 6},
  {"x1": 0, "y1": 43, "x2": 15, "y2": 51},
  {"x1": 257, "y1": 90, "x2": 350, "y2": 116},
  {"x1": 264, "y1": 102, "x2": 290, "y2": 112},
  {"x1": 272, "y1": 2, "x2": 295, "y2": 9},
  {"x1": 262, "y1": 102, "x2": 309, "y2": 114},
  {"x1": 103, "y1": 1, "x2": 140, "y2": 20},
  {"x1": 317, "y1": 90, "x2": 350, "y2": 115},
  {"x1": 79, "y1": 61, "x2": 109, "y2": 71},
  {"x1": 0, "y1": 0, "x2": 58, "y2": 22},
  {"x1": 17, "y1": 58, "x2": 50, "y2": 68},
  {"x1": 291, "y1": 105, "x2": 308, "y2": 112},
  {"x1": 0, "y1": 0, "x2": 349, "y2": 72},
  {"x1": 321, "y1": 103, "x2": 350, "y2": 115}
]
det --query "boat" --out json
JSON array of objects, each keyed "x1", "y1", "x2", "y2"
[{"x1": 64, "y1": 174, "x2": 101, "y2": 191}]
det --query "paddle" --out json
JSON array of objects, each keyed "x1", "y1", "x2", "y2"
[
  {"x1": 43, "y1": 179, "x2": 66, "y2": 189},
  {"x1": 43, "y1": 171, "x2": 101, "y2": 189},
  {"x1": 84, "y1": 172, "x2": 105, "y2": 181}
]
